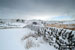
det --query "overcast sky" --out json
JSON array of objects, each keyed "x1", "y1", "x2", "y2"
[{"x1": 0, "y1": 0, "x2": 75, "y2": 20}]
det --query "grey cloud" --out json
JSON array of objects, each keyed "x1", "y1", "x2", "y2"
[{"x1": 0, "y1": 0, "x2": 75, "y2": 20}]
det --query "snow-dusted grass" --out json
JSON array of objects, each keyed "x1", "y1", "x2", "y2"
[
  {"x1": 22, "y1": 34, "x2": 57, "y2": 50},
  {"x1": 21, "y1": 32, "x2": 38, "y2": 40},
  {"x1": 0, "y1": 22, "x2": 26, "y2": 29},
  {"x1": 25, "y1": 38, "x2": 34, "y2": 49},
  {"x1": 28, "y1": 43, "x2": 57, "y2": 50}
]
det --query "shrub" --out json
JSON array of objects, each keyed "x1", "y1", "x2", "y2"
[{"x1": 32, "y1": 22, "x2": 37, "y2": 25}]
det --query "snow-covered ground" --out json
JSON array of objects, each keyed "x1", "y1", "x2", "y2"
[
  {"x1": 0, "y1": 28, "x2": 57, "y2": 50},
  {"x1": 0, "y1": 28, "x2": 28, "y2": 50},
  {"x1": 0, "y1": 19, "x2": 75, "y2": 50}
]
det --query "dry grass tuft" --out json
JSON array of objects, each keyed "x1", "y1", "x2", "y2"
[
  {"x1": 45, "y1": 24, "x2": 75, "y2": 30},
  {"x1": 21, "y1": 33, "x2": 38, "y2": 41},
  {"x1": 25, "y1": 39, "x2": 34, "y2": 49},
  {"x1": 21, "y1": 33, "x2": 40, "y2": 49}
]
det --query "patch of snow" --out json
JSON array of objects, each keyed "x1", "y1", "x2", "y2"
[{"x1": 0, "y1": 28, "x2": 32, "y2": 50}]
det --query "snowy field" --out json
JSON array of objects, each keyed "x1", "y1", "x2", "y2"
[
  {"x1": 0, "y1": 28, "x2": 28, "y2": 50},
  {"x1": 0, "y1": 28, "x2": 57, "y2": 50}
]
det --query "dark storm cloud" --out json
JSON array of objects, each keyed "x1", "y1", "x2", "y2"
[{"x1": 0, "y1": 0, "x2": 75, "y2": 20}]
